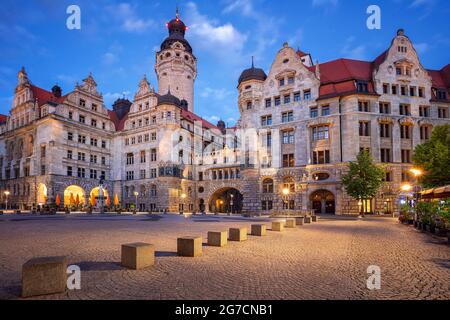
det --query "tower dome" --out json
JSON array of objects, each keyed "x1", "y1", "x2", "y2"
[
  {"x1": 238, "y1": 58, "x2": 267, "y2": 86},
  {"x1": 161, "y1": 8, "x2": 192, "y2": 53},
  {"x1": 157, "y1": 90, "x2": 181, "y2": 107}
]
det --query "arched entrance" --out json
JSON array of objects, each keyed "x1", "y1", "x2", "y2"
[
  {"x1": 310, "y1": 190, "x2": 335, "y2": 215},
  {"x1": 89, "y1": 187, "x2": 110, "y2": 207},
  {"x1": 37, "y1": 183, "x2": 47, "y2": 205},
  {"x1": 209, "y1": 188, "x2": 243, "y2": 214},
  {"x1": 64, "y1": 185, "x2": 86, "y2": 208}
]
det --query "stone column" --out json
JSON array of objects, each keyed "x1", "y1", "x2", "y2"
[{"x1": 392, "y1": 121, "x2": 401, "y2": 163}]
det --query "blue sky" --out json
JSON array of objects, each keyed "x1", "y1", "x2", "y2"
[{"x1": 0, "y1": 0, "x2": 449, "y2": 125}]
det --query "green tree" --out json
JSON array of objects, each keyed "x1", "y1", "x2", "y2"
[
  {"x1": 342, "y1": 150, "x2": 385, "y2": 215},
  {"x1": 413, "y1": 124, "x2": 450, "y2": 188}
]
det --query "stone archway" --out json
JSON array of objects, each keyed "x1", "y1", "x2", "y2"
[
  {"x1": 37, "y1": 183, "x2": 47, "y2": 205},
  {"x1": 208, "y1": 188, "x2": 243, "y2": 214},
  {"x1": 89, "y1": 187, "x2": 110, "y2": 207},
  {"x1": 310, "y1": 190, "x2": 335, "y2": 215},
  {"x1": 64, "y1": 185, "x2": 86, "y2": 208}
]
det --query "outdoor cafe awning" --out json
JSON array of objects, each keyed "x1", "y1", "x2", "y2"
[{"x1": 420, "y1": 185, "x2": 450, "y2": 199}]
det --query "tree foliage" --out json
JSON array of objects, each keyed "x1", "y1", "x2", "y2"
[
  {"x1": 413, "y1": 124, "x2": 450, "y2": 188},
  {"x1": 342, "y1": 150, "x2": 385, "y2": 202}
]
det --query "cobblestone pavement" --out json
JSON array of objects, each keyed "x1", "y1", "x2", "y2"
[{"x1": 0, "y1": 214, "x2": 448, "y2": 300}]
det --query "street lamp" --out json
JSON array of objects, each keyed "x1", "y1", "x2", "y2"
[
  {"x1": 282, "y1": 188, "x2": 290, "y2": 216},
  {"x1": 133, "y1": 191, "x2": 139, "y2": 214},
  {"x1": 4, "y1": 191, "x2": 10, "y2": 211},
  {"x1": 229, "y1": 194, "x2": 234, "y2": 216},
  {"x1": 401, "y1": 183, "x2": 413, "y2": 193}
]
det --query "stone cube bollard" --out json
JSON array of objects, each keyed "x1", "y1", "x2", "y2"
[
  {"x1": 304, "y1": 216, "x2": 312, "y2": 224},
  {"x1": 208, "y1": 231, "x2": 228, "y2": 247},
  {"x1": 177, "y1": 236, "x2": 202, "y2": 257},
  {"x1": 22, "y1": 256, "x2": 67, "y2": 298},
  {"x1": 311, "y1": 216, "x2": 319, "y2": 222},
  {"x1": 296, "y1": 217, "x2": 304, "y2": 225},
  {"x1": 229, "y1": 228, "x2": 247, "y2": 241},
  {"x1": 272, "y1": 221, "x2": 284, "y2": 232},
  {"x1": 285, "y1": 219, "x2": 296, "y2": 228},
  {"x1": 121, "y1": 243, "x2": 155, "y2": 270},
  {"x1": 251, "y1": 224, "x2": 267, "y2": 236}
]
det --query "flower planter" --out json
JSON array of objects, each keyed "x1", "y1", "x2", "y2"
[{"x1": 435, "y1": 227, "x2": 448, "y2": 237}]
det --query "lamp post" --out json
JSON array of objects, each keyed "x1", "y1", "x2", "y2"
[
  {"x1": 229, "y1": 193, "x2": 234, "y2": 216},
  {"x1": 282, "y1": 187, "x2": 290, "y2": 217},
  {"x1": 133, "y1": 191, "x2": 139, "y2": 214},
  {"x1": 180, "y1": 192, "x2": 186, "y2": 214},
  {"x1": 98, "y1": 178, "x2": 105, "y2": 215},
  {"x1": 4, "y1": 191, "x2": 10, "y2": 211}
]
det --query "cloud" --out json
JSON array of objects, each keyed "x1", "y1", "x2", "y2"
[
  {"x1": 199, "y1": 87, "x2": 234, "y2": 100},
  {"x1": 102, "y1": 52, "x2": 118, "y2": 65},
  {"x1": 103, "y1": 91, "x2": 131, "y2": 106},
  {"x1": 341, "y1": 36, "x2": 367, "y2": 60},
  {"x1": 223, "y1": 0, "x2": 254, "y2": 16},
  {"x1": 414, "y1": 43, "x2": 429, "y2": 55},
  {"x1": 106, "y1": 3, "x2": 155, "y2": 33},
  {"x1": 409, "y1": 0, "x2": 436, "y2": 20},
  {"x1": 185, "y1": 2, "x2": 247, "y2": 59}
]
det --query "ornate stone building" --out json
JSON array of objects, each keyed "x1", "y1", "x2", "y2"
[{"x1": 0, "y1": 12, "x2": 449, "y2": 215}]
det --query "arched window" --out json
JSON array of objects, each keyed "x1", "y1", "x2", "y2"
[
  {"x1": 140, "y1": 185, "x2": 146, "y2": 197},
  {"x1": 262, "y1": 178, "x2": 274, "y2": 193},
  {"x1": 283, "y1": 177, "x2": 295, "y2": 193}
]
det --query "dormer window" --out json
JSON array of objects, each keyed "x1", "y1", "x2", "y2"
[{"x1": 357, "y1": 81, "x2": 369, "y2": 93}]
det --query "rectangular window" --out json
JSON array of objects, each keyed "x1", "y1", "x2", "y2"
[
  {"x1": 68, "y1": 111, "x2": 73, "y2": 120},
  {"x1": 91, "y1": 119, "x2": 97, "y2": 127},
  {"x1": 261, "y1": 200, "x2": 273, "y2": 211},
  {"x1": 274, "y1": 97, "x2": 281, "y2": 106},
  {"x1": 312, "y1": 150, "x2": 330, "y2": 164},
  {"x1": 79, "y1": 99, "x2": 86, "y2": 107},
  {"x1": 126, "y1": 171, "x2": 134, "y2": 181},
  {"x1": 126, "y1": 153, "x2": 134, "y2": 165},
  {"x1": 359, "y1": 121, "x2": 370, "y2": 136},
  {"x1": 383, "y1": 84, "x2": 389, "y2": 94},
  {"x1": 261, "y1": 115, "x2": 272, "y2": 126},
  {"x1": 312, "y1": 126, "x2": 329, "y2": 140},
  {"x1": 410, "y1": 86, "x2": 416, "y2": 97},
  {"x1": 77, "y1": 167, "x2": 85, "y2": 178},
  {"x1": 358, "y1": 101, "x2": 370, "y2": 112},
  {"x1": 419, "y1": 106, "x2": 430, "y2": 117},
  {"x1": 67, "y1": 166, "x2": 72, "y2": 177},
  {"x1": 68, "y1": 132, "x2": 73, "y2": 141},
  {"x1": 282, "y1": 154, "x2": 295, "y2": 167},
  {"x1": 400, "y1": 125, "x2": 411, "y2": 139},
  {"x1": 288, "y1": 76, "x2": 294, "y2": 85},
  {"x1": 380, "y1": 148, "x2": 391, "y2": 163},
  {"x1": 438, "y1": 107, "x2": 448, "y2": 119},
  {"x1": 101, "y1": 156, "x2": 106, "y2": 165},
  {"x1": 282, "y1": 111, "x2": 294, "y2": 123},
  {"x1": 282, "y1": 130, "x2": 295, "y2": 144},
  {"x1": 265, "y1": 99, "x2": 272, "y2": 108},
  {"x1": 304, "y1": 89, "x2": 311, "y2": 100},
  {"x1": 90, "y1": 169, "x2": 97, "y2": 179},
  {"x1": 90, "y1": 154, "x2": 97, "y2": 164},
  {"x1": 140, "y1": 169, "x2": 146, "y2": 179},
  {"x1": 420, "y1": 126, "x2": 430, "y2": 140},
  {"x1": 140, "y1": 150, "x2": 146, "y2": 163},
  {"x1": 279, "y1": 78, "x2": 285, "y2": 87},
  {"x1": 380, "y1": 123, "x2": 391, "y2": 138},
  {"x1": 150, "y1": 168, "x2": 157, "y2": 178},
  {"x1": 79, "y1": 115, "x2": 85, "y2": 124},
  {"x1": 67, "y1": 150, "x2": 73, "y2": 159},
  {"x1": 90, "y1": 138, "x2": 97, "y2": 147},
  {"x1": 310, "y1": 107, "x2": 318, "y2": 118},
  {"x1": 294, "y1": 92, "x2": 301, "y2": 102},
  {"x1": 399, "y1": 104, "x2": 410, "y2": 116},
  {"x1": 321, "y1": 105, "x2": 330, "y2": 116},
  {"x1": 437, "y1": 90, "x2": 447, "y2": 100},
  {"x1": 391, "y1": 85, "x2": 397, "y2": 95},
  {"x1": 78, "y1": 135, "x2": 86, "y2": 144},
  {"x1": 77, "y1": 152, "x2": 85, "y2": 161},
  {"x1": 379, "y1": 102, "x2": 390, "y2": 114},
  {"x1": 283, "y1": 95, "x2": 291, "y2": 104},
  {"x1": 401, "y1": 149, "x2": 411, "y2": 163},
  {"x1": 401, "y1": 86, "x2": 407, "y2": 96},
  {"x1": 151, "y1": 149, "x2": 157, "y2": 162},
  {"x1": 418, "y1": 87, "x2": 424, "y2": 98},
  {"x1": 357, "y1": 81, "x2": 368, "y2": 93}
]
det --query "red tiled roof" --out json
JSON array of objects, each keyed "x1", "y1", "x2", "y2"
[
  {"x1": 0, "y1": 114, "x2": 8, "y2": 124},
  {"x1": 181, "y1": 109, "x2": 219, "y2": 131},
  {"x1": 296, "y1": 49, "x2": 309, "y2": 58},
  {"x1": 30, "y1": 85, "x2": 66, "y2": 107},
  {"x1": 108, "y1": 110, "x2": 128, "y2": 131}
]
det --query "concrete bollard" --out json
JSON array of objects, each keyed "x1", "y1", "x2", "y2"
[
  {"x1": 251, "y1": 224, "x2": 267, "y2": 236},
  {"x1": 311, "y1": 216, "x2": 319, "y2": 222},
  {"x1": 295, "y1": 217, "x2": 305, "y2": 226},
  {"x1": 229, "y1": 228, "x2": 248, "y2": 241},
  {"x1": 272, "y1": 221, "x2": 284, "y2": 232},
  {"x1": 121, "y1": 243, "x2": 155, "y2": 270},
  {"x1": 285, "y1": 219, "x2": 296, "y2": 228},
  {"x1": 22, "y1": 256, "x2": 67, "y2": 298},
  {"x1": 208, "y1": 231, "x2": 228, "y2": 247},
  {"x1": 177, "y1": 236, "x2": 203, "y2": 257},
  {"x1": 304, "y1": 216, "x2": 312, "y2": 224}
]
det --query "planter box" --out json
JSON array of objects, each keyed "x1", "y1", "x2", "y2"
[{"x1": 435, "y1": 228, "x2": 448, "y2": 237}]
